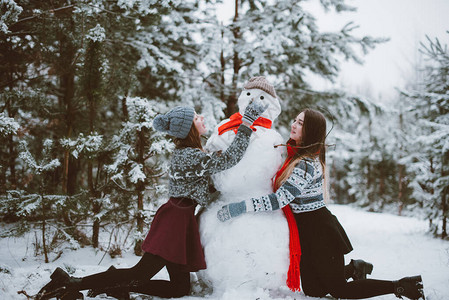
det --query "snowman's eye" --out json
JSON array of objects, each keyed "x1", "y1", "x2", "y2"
[
  {"x1": 247, "y1": 92, "x2": 251, "y2": 96},
  {"x1": 260, "y1": 96, "x2": 264, "y2": 100}
]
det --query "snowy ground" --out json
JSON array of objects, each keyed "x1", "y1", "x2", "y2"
[{"x1": 1, "y1": 204, "x2": 448, "y2": 300}]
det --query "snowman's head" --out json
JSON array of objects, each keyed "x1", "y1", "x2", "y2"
[{"x1": 238, "y1": 77, "x2": 281, "y2": 121}]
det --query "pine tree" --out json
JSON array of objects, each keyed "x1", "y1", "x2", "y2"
[
  {"x1": 0, "y1": 112, "x2": 20, "y2": 191},
  {"x1": 402, "y1": 35, "x2": 449, "y2": 238},
  {"x1": 200, "y1": 0, "x2": 387, "y2": 123},
  {"x1": 0, "y1": 1, "x2": 203, "y2": 253},
  {"x1": 79, "y1": 23, "x2": 107, "y2": 248},
  {"x1": 106, "y1": 97, "x2": 173, "y2": 255},
  {"x1": 14, "y1": 140, "x2": 60, "y2": 262}
]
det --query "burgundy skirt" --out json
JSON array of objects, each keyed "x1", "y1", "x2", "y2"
[{"x1": 141, "y1": 197, "x2": 206, "y2": 272}]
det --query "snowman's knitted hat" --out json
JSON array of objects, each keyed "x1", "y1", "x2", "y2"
[
  {"x1": 244, "y1": 76, "x2": 277, "y2": 98},
  {"x1": 153, "y1": 106, "x2": 195, "y2": 139}
]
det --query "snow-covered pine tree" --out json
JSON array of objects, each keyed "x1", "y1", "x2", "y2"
[
  {"x1": 180, "y1": 2, "x2": 229, "y2": 128},
  {"x1": 0, "y1": 0, "x2": 203, "y2": 248},
  {"x1": 401, "y1": 35, "x2": 449, "y2": 238},
  {"x1": 340, "y1": 110, "x2": 405, "y2": 211},
  {"x1": 106, "y1": 97, "x2": 173, "y2": 255},
  {"x1": 202, "y1": 0, "x2": 387, "y2": 122},
  {"x1": 0, "y1": 89, "x2": 51, "y2": 193},
  {"x1": 9, "y1": 140, "x2": 63, "y2": 263},
  {"x1": 0, "y1": 112, "x2": 19, "y2": 192},
  {"x1": 79, "y1": 23, "x2": 107, "y2": 249},
  {"x1": 0, "y1": 0, "x2": 45, "y2": 191},
  {"x1": 60, "y1": 132, "x2": 107, "y2": 247},
  {"x1": 197, "y1": 1, "x2": 390, "y2": 206}
]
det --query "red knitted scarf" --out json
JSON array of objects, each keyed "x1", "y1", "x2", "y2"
[
  {"x1": 218, "y1": 112, "x2": 272, "y2": 135},
  {"x1": 274, "y1": 141, "x2": 301, "y2": 292}
]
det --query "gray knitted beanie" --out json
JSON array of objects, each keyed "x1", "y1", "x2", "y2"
[
  {"x1": 153, "y1": 106, "x2": 195, "y2": 139},
  {"x1": 244, "y1": 76, "x2": 277, "y2": 98}
]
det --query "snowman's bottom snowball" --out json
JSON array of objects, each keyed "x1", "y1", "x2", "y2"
[{"x1": 198, "y1": 208, "x2": 290, "y2": 294}]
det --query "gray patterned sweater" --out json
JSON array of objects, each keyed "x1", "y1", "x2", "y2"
[
  {"x1": 246, "y1": 158, "x2": 325, "y2": 213},
  {"x1": 168, "y1": 124, "x2": 252, "y2": 206}
]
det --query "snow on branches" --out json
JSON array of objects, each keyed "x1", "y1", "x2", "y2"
[
  {"x1": 0, "y1": 112, "x2": 19, "y2": 137},
  {"x1": 0, "y1": 0, "x2": 23, "y2": 34},
  {"x1": 86, "y1": 24, "x2": 106, "y2": 42},
  {"x1": 106, "y1": 96, "x2": 172, "y2": 190},
  {"x1": 60, "y1": 133, "x2": 103, "y2": 159},
  {"x1": 18, "y1": 140, "x2": 60, "y2": 175}
]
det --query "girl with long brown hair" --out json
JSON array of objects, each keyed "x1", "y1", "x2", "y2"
[
  {"x1": 36, "y1": 100, "x2": 267, "y2": 300},
  {"x1": 218, "y1": 108, "x2": 425, "y2": 300}
]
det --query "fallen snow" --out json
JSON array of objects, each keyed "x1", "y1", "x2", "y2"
[{"x1": 1, "y1": 204, "x2": 448, "y2": 300}]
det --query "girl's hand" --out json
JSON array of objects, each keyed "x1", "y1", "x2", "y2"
[
  {"x1": 217, "y1": 201, "x2": 247, "y2": 222},
  {"x1": 241, "y1": 98, "x2": 269, "y2": 125}
]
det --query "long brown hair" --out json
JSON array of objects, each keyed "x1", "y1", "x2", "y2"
[
  {"x1": 274, "y1": 109, "x2": 327, "y2": 191},
  {"x1": 173, "y1": 123, "x2": 203, "y2": 150}
]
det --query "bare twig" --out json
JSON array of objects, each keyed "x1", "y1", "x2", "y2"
[
  {"x1": 12, "y1": 5, "x2": 76, "y2": 26},
  {"x1": 17, "y1": 290, "x2": 34, "y2": 300}
]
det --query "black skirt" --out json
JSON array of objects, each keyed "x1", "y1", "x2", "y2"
[
  {"x1": 141, "y1": 197, "x2": 206, "y2": 272},
  {"x1": 294, "y1": 206, "x2": 353, "y2": 258}
]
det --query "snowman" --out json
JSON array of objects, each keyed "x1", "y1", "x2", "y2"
[{"x1": 198, "y1": 77, "x2": 290, "y2": 294}]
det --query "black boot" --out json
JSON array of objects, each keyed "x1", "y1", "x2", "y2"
[
  {"x1": 36, "y1": 267, "x2": 83, "y2": 300},
  {"x1": 349, "y1": 259, "x2": 373, "y2": 280},
  {"x1": 86, "y1": 266, "x2": 130, "y2": 300},
  {"x1": 36, "y1": 268, "x2": 70, "y2": 300},
  {"x1": 393, "y1": 275, "x2": 425, "y2": 300}
]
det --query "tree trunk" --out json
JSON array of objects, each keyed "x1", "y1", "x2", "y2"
[
  {"x1": 379, "y1": 164, "x2": 385, "y2": 196},
  {"x1": 398, "y1": 111, "x2": 404, "y2": 215},
  {"x1": 89, "y1": 160, "x2": 101, "y2": 248},
  {"x1": 41, "y1": 194, "x2": 49, "y2": 263},
  {"x1": 134, "y1": 128, "x2": 146, "y2": 256},
  {"x1": 88, "y1": 92, "x2": 101, "y2": 248},
  {"x1": 398, "y1": 164, "x2": 405, "y2": 216},
  {"x1": 62, "y1": 94, "x2": 75, "y2": 195},
  {"x1": 220, "y1": 26, "x2": 226, "y2": 104},
  {"x1": 62, "y1": 149, "x2": 69, "y2": 194},
  {"x1": 442, "y1": 189, "x2": 447, "y2": 239},
  {"x1": 441, "y1": 149, "x2": 449, "y2": 239},
  {"x1": 133, "y1": 185, "x2": 144, "y2": 256},
  {"x1": 92, "y1": 200, "x2": 100, "y2": 249},
  {"x1": 366, "y1": 120, "x2": 373, "y2": 203},
  {"x1": 227, "y1": 0, "x2": 241, "y2": 117},
  {"x1": 59, "y1": 21, "x2": 76, "y2": 194},
  {"x1": 122, "y1": 97, "x2": 129, "y2": 120},
  {"x1": 7, "y1": 129, "x2": 16, "y2": 189},
  {"x1": 66, "y1": 156, "x2": 79, "y2": 195},
  {"x1": 4, "y1": 96, "x2": 17, "y2": 189},
  {"x1": 5, "y1": 43, "x2": 17, "y2": 190}
]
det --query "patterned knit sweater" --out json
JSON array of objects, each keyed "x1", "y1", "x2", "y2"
[
  {"x1": 246, "y1": 157, "x2": 325, "y2": 214},
  {"x1": 169, "y1": 124, "x2": 252, "y2": 206}
]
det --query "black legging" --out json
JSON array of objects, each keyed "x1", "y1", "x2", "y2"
[
  {"x1": 301, "y1": 253, "x2": 394, "y2": 299},
  {"x1": 79, "y1": 252, "x2": 190, "y2": 298}
]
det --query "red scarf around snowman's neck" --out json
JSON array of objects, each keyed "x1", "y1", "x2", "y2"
[
  {"x1": 274, "y1": 139, "x2": 301, "y2": 292},
  {"x1": 218, "y1": 112, "x2": 272, "y2": 135}
]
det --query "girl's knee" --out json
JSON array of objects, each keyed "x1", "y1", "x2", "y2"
[{"x1": 302, "y1": 284, "x2": 327, "y2": 298}]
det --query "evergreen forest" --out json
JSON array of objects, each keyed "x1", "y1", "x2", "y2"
[{"x1": 0, "y1": 0, "x2": 448, "y2": 260}]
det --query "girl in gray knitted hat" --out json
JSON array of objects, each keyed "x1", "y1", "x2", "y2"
[
  {"x1": 35, "y1": 100, "x2": 268, "y2": 300},
  {"x1": 218, "y1": 108, "x2": 425, "y2": 300}
]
